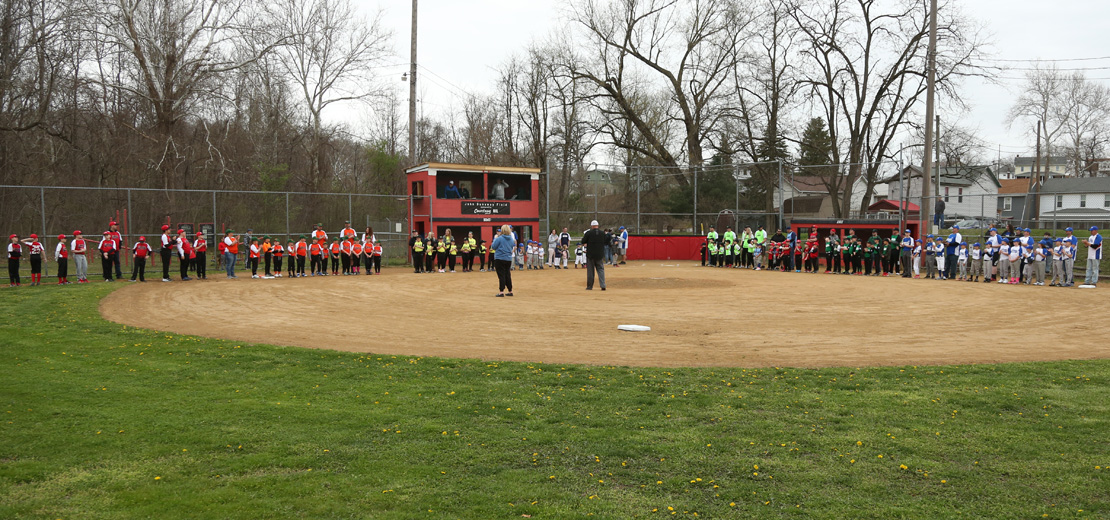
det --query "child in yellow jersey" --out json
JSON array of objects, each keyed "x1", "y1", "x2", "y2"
[{"x1": 448, "y1": 242, "x2": 459, "y2": 272}]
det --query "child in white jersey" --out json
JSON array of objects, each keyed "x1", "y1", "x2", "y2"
[
  {"x1": 1032, "y1": 243, "x2": 1047, "y2": 286},
  {"x1": 969, "y1": 243, "x2": 983, "y2": 282},
  {"x1": 1049, "y1": 238, "x2": 1066, "y2": 287},
  {"x1": 998, "y1": 239, "x2": 1012, "y2": 284},
  {"x1": 957, "y1": 242, "x2": 969, "y2": 281},
  {"x1": 1007, "y1": 241, "x2": 1021, "y2": 284}
]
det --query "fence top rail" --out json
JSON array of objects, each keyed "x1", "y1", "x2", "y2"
[{"x1": 0, "y1": 185, "x2": 422, "y2": 199}]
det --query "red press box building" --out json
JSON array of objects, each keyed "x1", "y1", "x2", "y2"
[{"x1": 407, "y1": 162, "x2": 542, "y2": 246}]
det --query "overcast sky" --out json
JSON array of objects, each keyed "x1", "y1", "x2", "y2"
[{"x1": 362, "y1": 0, "x2": 1110, "y2": 165}]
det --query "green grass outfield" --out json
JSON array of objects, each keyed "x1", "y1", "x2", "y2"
[{"x1": 1, "y1": 287, "x2": 1108, "y2": 519}]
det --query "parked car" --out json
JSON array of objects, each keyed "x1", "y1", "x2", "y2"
[{"x1": 951, "y1": 218, "x2": 989, "y2": 229}]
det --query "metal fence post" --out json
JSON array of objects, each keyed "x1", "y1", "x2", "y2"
[
  {"x1": 636, "y1": 167, "x2": 641, "y2": 234},
  {"x1": 693, "y1": 165, "x2": 698, "y2": 233},
  {"x1": 40, "y1": 187, "x2": 48, "y2": 276},
  {"x1": 348, "y1": 193, "x2": 352, "y2": 224},
  {"x1": 777, "y1": 160, "x2": 784, "y2": 230}
]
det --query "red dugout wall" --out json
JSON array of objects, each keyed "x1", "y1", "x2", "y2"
[{"x1": 625, "y1": 235, "x2": 703, "y2": 261}]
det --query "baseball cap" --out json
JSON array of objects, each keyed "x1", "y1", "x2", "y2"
[
  {"x1": 109, "y1": 221, "x2": 117, "y2": 226},
  {"x1": 960, "y1": 241, "x2": 967, "y2": 246},
  {"x1": 57, "y1": 234, "x2": 65, "y2": 240},
  {"x1": 8, "y1": 234, "x2": 16, "y2": 239},
  {"x1": 138, "y1": 236, "x2": 146, "y2": 242},
  {"x1": 29, "y1": 233, "x2": 37, "y2": 239},
  {"x1": 196, "y1": 232, "x2": 203, "y2": 237},
  {"x1": 952, "y1": 225, "x2": 960, "y2": 230},
  {"x1": 102, "y1": 231, "x2": 110, "y2": 235},
  {"x1": 177, "y1": 229, "x2": 185, "y2": 234},
  {"x1": 1065, "y1": 227, "x2": 1073, "y2": 232},
  {"x1": 1024, "y1": 228, "x2": 1031, "y2": 233},
  {"x1": 905, "y1": 229, "x2": 911, "y2": 233},
  {"x1": 1054, "y1": 238, "x2": 1062, "y2": 242},
  {"x1": 73, "y1": 230, "x2": 82, "y2": 235},
  {"x1": 1001, "y1": 238, "x2": 1010, "y2": 243},
  {"x1": 161, "y1": 225, "x2": 170, "y2": 231},
  {"x1": 1090, "y1": 226, "x2": 1099, "y2": 232},
  {"x1": 590, "y1": 220, "x2": 599, "y2": 226},
  {"x1": 926, "y1": 234, "x2": 933, "y2": 238},
  {"x1": 973, "y1": 242, "x2": 980, "y2": 246}
]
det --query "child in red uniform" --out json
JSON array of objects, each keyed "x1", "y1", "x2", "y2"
[
  {"x1": 71, "y1": 231, "x2": 89, "y2": 283},
  {"x1": 193, "y1": 232, "x2": 208, "y2": 279},
  {"x1": 130, "y1": 236, "x2": 152, "y2": 281},
  {"x1": 21, "y1": 234, "x2": 46, "y2": 285},
  {"x1": 97, "y1": 231, "x2": 117, "y2": 282},
  {"x1": 178, "y1": 230, "x2": 195, "y2": 281},
  {"x1": 55, "y1": 234, "x2": 69, "y2": 284},
  {"x1": 7, "y1": 234, "x2": 23, "y2": 286}
]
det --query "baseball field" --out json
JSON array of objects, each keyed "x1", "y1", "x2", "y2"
[{"x1": 1, "y1": 264, "x2": 1108, "y2": 518}]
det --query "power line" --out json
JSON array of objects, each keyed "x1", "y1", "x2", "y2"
[{"x1": 985, "y1": 56, "x2": 1110, "y2": 63}]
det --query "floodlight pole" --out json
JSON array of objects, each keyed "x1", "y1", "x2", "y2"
[{"x1": 408, "y1": 0, "x2": 417, "y2": 165}]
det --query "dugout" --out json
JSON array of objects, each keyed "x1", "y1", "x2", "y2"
[
  {"x1": 407, "y1": 162, "x2": 542, "y2": 248},
  {"x1": 788, "y1": 218, "x2": 921, "y2": 267}
]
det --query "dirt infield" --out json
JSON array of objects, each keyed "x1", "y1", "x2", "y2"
[{"x1": 100, "y1": 262, "x2": 1110, "y2": 368}]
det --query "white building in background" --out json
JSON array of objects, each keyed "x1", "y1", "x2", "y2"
[
  {"x1": 1038, "y1": 177, "x2": 1110, "y2": 222},
  {"x1": 883, "y1": 165, "x2": 1000, "y2": 219},
  {"x1": 1012, "y1": 156, "x2": 1069, "y2": 179}
]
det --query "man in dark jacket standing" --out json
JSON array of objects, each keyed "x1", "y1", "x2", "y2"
[{"x1": 581, "y1": 220, "x2": 608, "y2": 290}]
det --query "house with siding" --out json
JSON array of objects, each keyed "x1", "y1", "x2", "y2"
[
  {"x1": 1037, "y1": 177, "x2": 1110, "y2": 225},
  {"x1": 997, "y1": 179, "x2": 1030, "y2": 221},
  {"x1": 1014, "y1": 155, "x2": 1069, "y2": 178},
  {"x1": 884, "y1": 165, "x2": 1000, "y2": 220}
]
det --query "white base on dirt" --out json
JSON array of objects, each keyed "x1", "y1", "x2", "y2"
[
  {"x1": 617, "y1": 324, "x2": 651, "y2": 332},
  {"x1": 1078, "y1": 284, "x2": 1097, "y2": 289}
]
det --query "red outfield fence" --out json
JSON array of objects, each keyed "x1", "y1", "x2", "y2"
[{"x1": 625, "y1": 235, "x2": 703, "y2": 261}]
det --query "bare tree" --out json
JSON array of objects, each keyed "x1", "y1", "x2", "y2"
[
  {"x1": 270, "y1": 0, "x2": 390, "y2": 191},
  {"x1": 564, "y1": 0, "x2": 751, "y2": 185},
  {"x1": 1056, "y1": 73, "x2": 1110, "y2": 176},
  {"x1": 791, "y1": 0, "x2": 986, "y2": 216},
  {"x1": 95, "y1": 0, "x2": 273, "y2": 191}
]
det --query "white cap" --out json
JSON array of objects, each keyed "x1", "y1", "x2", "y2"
[{"x1": 590, "y1": 220, "x2": 599, "y2": 226}]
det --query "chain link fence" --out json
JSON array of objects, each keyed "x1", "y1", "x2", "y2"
[{"x1": 0, "y1": 185, "x2": 415, "y2": 278}]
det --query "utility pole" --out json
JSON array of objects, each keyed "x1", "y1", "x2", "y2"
[
  {"x1": 408, "y1": 0, "x2": 417, "y2": 166},
  {"x1": 921, "y1": 0, "x2": 938, "y2": 236},
  {"x1": 1028, "y1": 120, "x2": 1042, "y2": 225}
]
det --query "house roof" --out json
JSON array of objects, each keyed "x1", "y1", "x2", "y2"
[
  {"x1": 405, "y1": 162, "x2": 542, "y2": 175},
  {"x1": 1040, "y1": 207, "x2": 1110, "y2": 219},
  {"x1": 782, "y1": 196, "x2": 825, "y2": 214},
  {"x1": 887, "y1": 165, "x2": 1001, "y2": 188},
  {"x1": 1038, "y1": 177, "x2": 1110, "y2": 194},
  {"x1": 786, "y1": 176, "x2": 830, "y2": 194},
  {"x1": 998, "y1": 179, "x2": 1030, "y2": 195},
  {"x1": 868, "y1": 199, "x2": 920, "y2": 212},
  {"x1": 1014, "y1": 155, "x2": 1067, "y2": 167}
]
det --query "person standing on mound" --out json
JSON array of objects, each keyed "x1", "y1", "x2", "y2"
[
  {"x1": 581, "y1": 220, "x2": 607, "y2": 291},
  {"x1": 492, "y1": 224, "x2": 515, "y2": 297}
]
